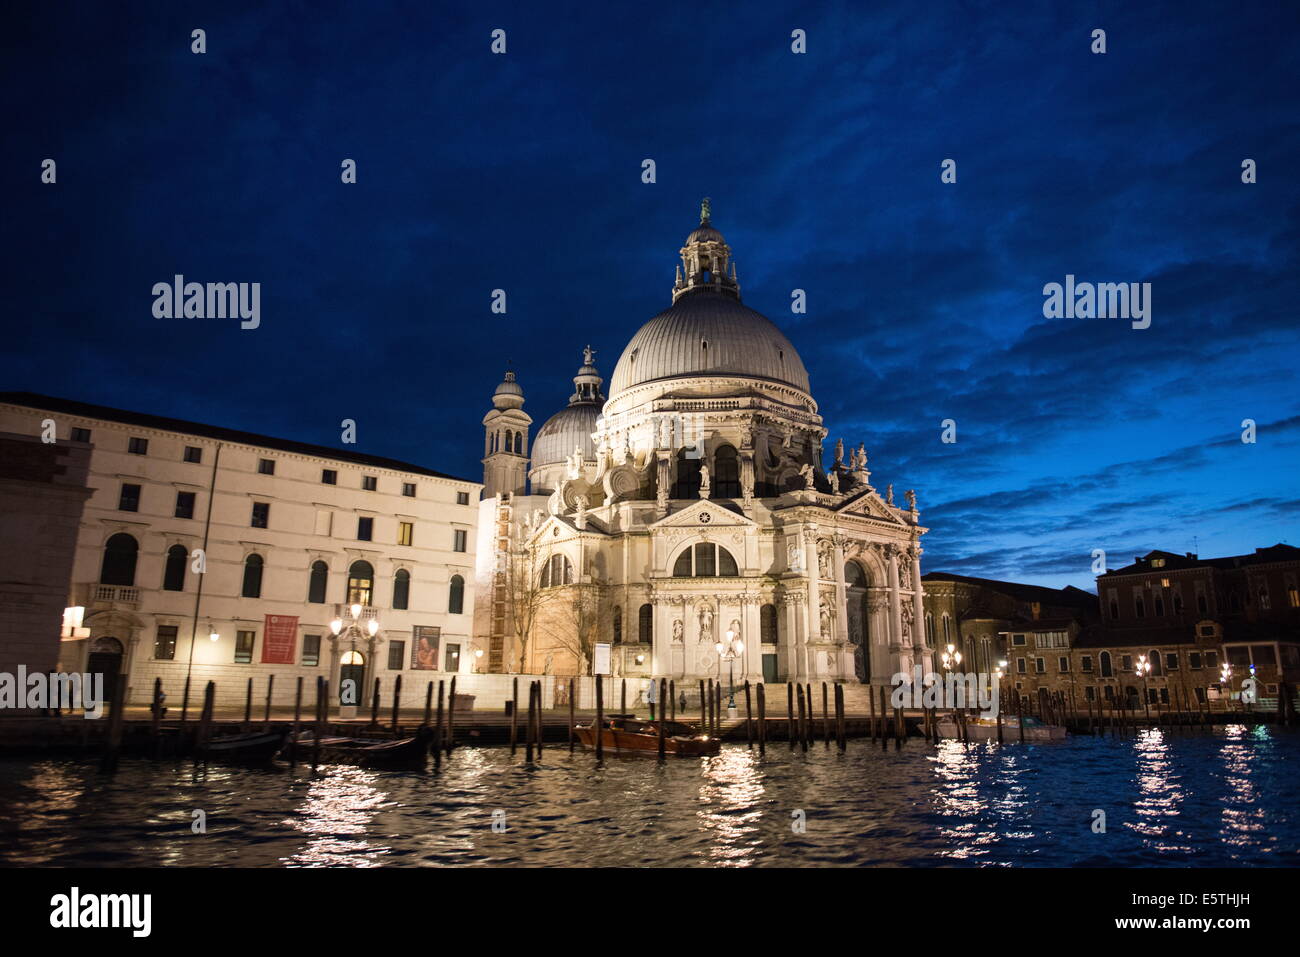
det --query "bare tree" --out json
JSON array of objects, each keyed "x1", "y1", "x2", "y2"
[
  {"x1": 540, "y1": 581, "x2": 602, "y2": 675},
  {"x1": 500, "y1": 510, "x2": 554, "y2": 674}
]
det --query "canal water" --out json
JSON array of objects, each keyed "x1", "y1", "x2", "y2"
[{"x1": 0, "y1": 725, "x2": 1296, "y2": 867}]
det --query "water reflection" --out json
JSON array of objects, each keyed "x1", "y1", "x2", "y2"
[
  {"x1": 1129, "y1": 729, "x2": 1190, "y2": 854},
  {"x1": 695, "y1": 748, "x2": 764, "y2": 867},
  {"x1": 1217, "y1": 723, "x2": 1266, "y2": 856},
  {"x1": 284, "y1": 766, "x2": 391, "y2": 867}
]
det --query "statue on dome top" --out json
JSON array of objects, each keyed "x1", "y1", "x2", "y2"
[{"x1": 583, "y1": 344, "x2": 595, "y2": 366}]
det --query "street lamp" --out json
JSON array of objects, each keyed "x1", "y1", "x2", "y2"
[
  {"x1": 331, "y1": 603, "x2": 379, "y2": 719},
  {"x1": 1220, "y1": 662, "x2": 1233, "y2": 713},
  {"x1": 715, "y1": 629, "x2": 744, "y2": 715},
  {"x1": 1136, "y1": 654, "x2": 1152, "y2": 722}
]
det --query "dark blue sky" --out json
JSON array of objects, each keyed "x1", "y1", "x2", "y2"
[{"x1": 5, "y1": 1, "x2": 1298, "y2": 590}]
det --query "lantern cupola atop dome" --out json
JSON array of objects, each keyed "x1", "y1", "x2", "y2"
[{"x1": 672, "y1": 198, "x2": 740, "y2": 304}]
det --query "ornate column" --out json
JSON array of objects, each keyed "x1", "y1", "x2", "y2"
[
  {"x1": 887, "y1": 543, "x2": 904, "y2": 667},
  {"x1": 833, "y1": 535, "x2": 849, "y2": 644},
  {"x1": 741, "y1": 592, "x2": 762, "y2": 680},
  {"x1": 910, "y1": 545, "x2": 929, "y2": 672},
  {"x1": 803, "y1": 527, "x2": 818, "y2": 676}
]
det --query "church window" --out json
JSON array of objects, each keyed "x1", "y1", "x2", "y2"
[
  {"x1": 613, "y1": 606, "x2": 622, "y2": 644},
  {"x1": 308, "y1": 561, "x2": 328, "y2": 603},
  {"x1": 515, "y1": 431, "x2": 524, "y2": 454},
  {"x1": 672, "y1": 543, "x2": 739, "y2": 578},
  {"x1": 505, "y1": 431, "x2": 513, "y2": 452},
  {"x1": 540, "y1": 554, "x2": 574, "y2": 588},
  {"x1": 1100, "y1": 651, "x2": 1113, "y2": 677},
  {"x1": 638, "y1": 604, "x2": 653, "y2": 643},
  {"x1": 448, "y1": 575, "x2": 465, "y2": 614},
  {"x1": 760, "y1": 604, "x2": 777, "y2": 644},
  {"x1": 713, "y1": 445, "x2": 740, "y2": 497},
  {"x1": 672, "y1": 448, "x2": 701, "y2": 499},
  {"x1": 393, "y1": 569, "x2": 411, "y2": 610},
  {"x1": 242, "y1": 554, "x2": 264, "y2": 599},
  {"x1": 162, "y1": 544, "x2": 187, "y2": 592},
  {"x1": 100, "y1": 533, "x2": 139, "y2": 586}
]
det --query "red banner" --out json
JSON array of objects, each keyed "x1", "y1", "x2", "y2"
[{"x1": 261, "y1": 614, "x2": 298, "y2": 664}]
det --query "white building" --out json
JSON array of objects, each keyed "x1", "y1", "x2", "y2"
[
  {"x1": 474, "y1": 204, "x2": 934, "y2": 687},
  {"x1": 0, "y1": 393, "x2": 481, "y2": 710}
]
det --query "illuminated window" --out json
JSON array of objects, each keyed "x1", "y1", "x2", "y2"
[{"x1": 347, "y1": 561, "x2": 374, "y2": 606}]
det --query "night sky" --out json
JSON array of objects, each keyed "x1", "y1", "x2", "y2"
[{"x1": 5, "y1": 1, "x2": 1298, "y2": 590}]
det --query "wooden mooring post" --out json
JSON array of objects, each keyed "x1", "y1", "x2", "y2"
[
  {"x1": 669, "y1": 679, "x2": 676, "y2": 720},
  {"x1": 511, "y1": 677, "x2": 519, "y2": 753},
  {"x1": 868, "y1": 684, "x2": 877, "y2": 742},
  {"x1": 594, "y1": 675, "x2": 604, "y2": 761},
  {"x1": 796, "y1": 684, "x2": 807, "y2": 752},
  {"x1": 289, "y1": 676, "x2": 303, "y2": 765},
  {"x1": 243, "y1": 677, "x2": 253, "y2": 732},
  {"x1": 423, "y1": 681, "x2": 433, "y2": 729},
  {"x1": 370, "y1": 677, "x2": 381, "y2": 727},
  {"x1": 787, "y1": 683, "x2": 796, "y2": 748},
  {"x1": 821, "y1": 682, "x2": 829, "y2": 747},
  {"x1": 879, "y1": 686, "x2": 889, "y2": 751},
  {"x1": 744, "y1": 681, "x2": 754, "y2": 748},
  {"x1": 700, "y1": 679, "x2": 707, "y2": 732},
  {"x1": 194, "y1": 679, "x2": 215, "y2": 766},
  {"x1": 433, "y1": 680, "x2": 444, "y2": 769},
  {"x1": 657, "y1": 678, "x2": 667, "y2": 760},
  {"x1": 568, "y1": 677, "x2": 575, "y2": 753},
  {"x1": 179, "y1": 676, "x2": 191, "y2": 737},
  {"x1": 535, "y1": 681, "x2": 544, "y2": 758},
  {"x1": 446, "y1": 676, "x2": 457, "y2": 755},
  {"x1": 150, "y1": 677, "x2": 164, "y2": 755},
  {"x1": 525, "y1": 680, "x2": 536, "y2": 762},
  {"x1": 390, "y1": 674, "x2": 402, "y2": 734},
  {"x1": 312, "y1": 677, "x2": 324, "y2": 769},
  {"x1": 757, "y1": 682, "x2": 767, "y2": 754},
  {"x1": 834, "y1": 684, "x2": 846, "y2": 751},
  {"x1": 621, "y1": 678, "x2": 627, "y2": 717}
]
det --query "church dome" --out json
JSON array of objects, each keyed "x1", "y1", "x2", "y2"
[
  {"x1": 609, "y1": 202, "x2": 811, "y2": 399},
  {"x1": 532, "y1": 404, "x2": 601, "y2": 466},
  {"x1": 530, "y1": 347, "x2": 605, "y2": 468},
  {"x1": 491, "y1": 370, "x2": 525, "y2": 410}
]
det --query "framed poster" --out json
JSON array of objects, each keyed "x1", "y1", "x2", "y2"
[
  {"x1": 261, "y1": 614, "x2": 298, "y2": 664},
  {"x1": 593, "y1": 641, "x2": 612, "y2": 676},
  {"x1": 411, "y1": 625, "x2": 441, "y2": 670}
]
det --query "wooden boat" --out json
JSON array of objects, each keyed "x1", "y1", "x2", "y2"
[
  {"x1": 936, "y1": 712, "x2": 1067, "y2": 742},
  {"x1": 575, "y1": 714, "x2": 721, "y2": 756},
  {"x1": 287, "y1": 727, "x2": 433, "y2": 767},
  {"x1": 198, "y1": 729, "x2": 287, "y2": 763}
]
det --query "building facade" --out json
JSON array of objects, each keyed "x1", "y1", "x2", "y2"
[
  {"x1": 0, "y1": 393, "x2": 481, "y2": 709},
  {"x1": 474, "y1": 205, "x2": 934, "y2": 686}
]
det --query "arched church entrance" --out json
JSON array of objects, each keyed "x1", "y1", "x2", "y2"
[
  {"x1": 845, "y1": 562, "x2": 871, "y2": 683},
  {"x1": 87, "y1": 636, "x2": 125, "y2": 702}
]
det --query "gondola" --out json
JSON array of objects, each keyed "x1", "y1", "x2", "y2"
[
  {"x1": 575, "y1": 714, "x2": 721, "y2": 756},
  {"x1": 287, "y1": 726, "x2": 433, "y2": 768},
  {"x1": 197, "y1": 729, "x2": 288, "y2": 763}
]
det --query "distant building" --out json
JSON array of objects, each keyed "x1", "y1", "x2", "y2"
[
  {"x1": 1097, "y1": 546, "x2": 1300, "y2": 707},
  {"x1": 920, "y1": 572, "x2": 1096, "y2": 679},
  {"x1": 0, "y1": 393, "x2": 480, "y2": 709},
  {"x1": 0, "y1": 431, "x2": 92, "y2": 701}
]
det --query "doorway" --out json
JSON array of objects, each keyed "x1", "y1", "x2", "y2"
[
  {"x1": 444, "y1": 643, "x2": 461, "y2": 672},
  {"x1": 762, "y1": 653, "x2": 778, "y2": 684},
  {"x1": 339, "y1": 650, "x2": 365, "y2": 705},
  {"x1": 86, "y1": 636, "x2": 124, "y2": 702}
]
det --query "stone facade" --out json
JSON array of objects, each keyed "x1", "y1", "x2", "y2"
[
  {"x1": 0, "y1": 394, "x2": 480, "y2": 708},
  {"x1": 475, "y1": 209, "x2": 933, "y2": 685}
]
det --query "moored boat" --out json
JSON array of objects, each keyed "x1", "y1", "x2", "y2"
[
  {"x1": 287, "y1": 727, "x2": 433, "y2": 768},
  {"x1": 575, "y1": 714, "x2": 721, "y2": 756},
  {"x1": 936, "y1": 712, "x2": 1067, "y2": 742},
  {"x1": 198, "y1": 729, "x2": 287, "y2": 763}
]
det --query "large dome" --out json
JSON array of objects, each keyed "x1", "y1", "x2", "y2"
[
  {"x1": 532, "y1": 404, "x2": 600, "y2": 467},
  {"x1": 609, "y1": 290, "x2": 812, "y2": 397}
]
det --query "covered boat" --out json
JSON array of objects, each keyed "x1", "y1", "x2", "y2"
[
  {"x1": 287, "y1": 727, "x2": 433, "y2": 768},
  {"x1": 197, "y1": 729, "x2": 287, "y2": 763},
  {"x1": 575, "y1": 714, "x2": 721, "y2": 756}
]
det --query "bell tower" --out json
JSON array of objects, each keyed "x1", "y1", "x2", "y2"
[
  {"x1": 482, "y1": 369, "x2": 531, "y2": 499},
  {"x1": 672, "y1": 197, "x2": 741, "y2": 303}
]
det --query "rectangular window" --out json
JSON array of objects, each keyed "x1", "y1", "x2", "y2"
[
  {"x1": 175, "y1": 491, "x2": 196, "y2": 519},
  {"x1": 251, "y1": 502, "x2": 270, "y2": 528},
  {"x1": 453, "y1": 528, "x2": 467, "y2": 552},
  {"x1": 1011, "y1": 634, "x2": 1026, "y2": 646},
  {"x1": 387, "y1": 640, "x2": 406, "y2": 671},
  {"x1": 1016, "y1": 657, "x2": 1026, "y2": 674},
  {"x1": 234, "y1": 630, "x2": 255, "y2": 664},
  {"x1": 184, "y1": 446, "x2": 203, "y2": 463},
  {"x1": 1135, "y1": 596, "x2": 1146, "y2": 618},
  {"x1": 1195, "y1": 687, "x2": 1207, "y2": 704},
  {"x1": 71, "y1": 427, "x2": 91, "y2": 443},
  {"x1": 128, "y1": 436, "x2": 149, "y2": 455},
  {"x1": 1058, "y1": 656, "x2": 1070, "y2": 672},
  {"x1": 362, "y1": 475, "x2": 377, "y2": 491},
  {"x1": 1121, "y1": 655, "x2": 1133, "y2": 672},
  {"x1": 1205, "y1": 651, "x2": 1218, "y2": 670},
  {"x1": 398, "y1": 521, "x2": 414, "y2": 546},
  {"x1": 1289, "y1": 585, "x2": 1300, "y2": 608},
  {"x1": 154, "y1": 625, "x2": 178, "y2": 660},
  {"x1": 302, "y1": 634, "x2": 321, "y2": 667},
  {"x1": 444, "y1": 643, "x2": 461, "y2": 672},
  {"x1": 1034, "y1": 657, "x2": 1046, "y2": 674},
  {"x1": 258, "y1": 458, "x2": 275, "y2": 475},
  {"x1": 1189, "y1": 652, "x2": 1202, "y2": 669},
  {"x1": 321, "y1": 469, "x2": 337, "y2": 485},
  {"x1": 1035, "y1": 631, "x2": 1068, "y2": 649},
  {"x1": 402, "y1": 482, "x2": 416, "y2": 497},
  {"x1": 456, "y1": 491, "x2": 470, "y2": 506},
  {"x1": 118, "y1": 483, "x2": 141, "y2": 512},
  {"x1": 1165, "y1": 652, "x2": 1179, "y2": 671},
  {"x1": 1081, "y1": 655, "x2": 1094, "y2": 673},
  {"x1": 358, "y1": 516, "x2": 373, "y2": 541}
]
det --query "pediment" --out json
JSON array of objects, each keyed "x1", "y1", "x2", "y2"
[
  {"x1": 650, "y1": 499, "x2": 756, "y2": 531},
  {"x1": 834, "y1": 489, "x2": 908, "y2": 524}
]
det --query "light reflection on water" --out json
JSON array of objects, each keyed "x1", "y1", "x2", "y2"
[{"x1": 0, "y1": 730, "x2": 1297, "y2": 867}]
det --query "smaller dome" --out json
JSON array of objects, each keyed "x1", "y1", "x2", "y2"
[
  {"x1": 686, "y1": 224, "x2": 725, "y2": 245},
  {"x1": 491, "y1": 370, "x2": 524, "y2": 410},
  {"x1": 532, "y1": 404, "x2": 601, "y2": 467}
]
